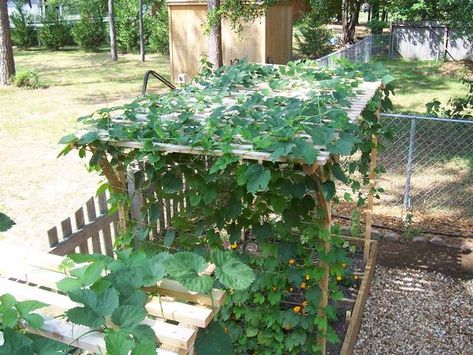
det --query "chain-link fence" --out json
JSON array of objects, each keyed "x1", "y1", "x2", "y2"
[
  {"x1": 377, "y1": 113, "x2": 473, "y2": 221},
  {"x1": 316, "y1": 34, "x2": 391, "y2": 67}
]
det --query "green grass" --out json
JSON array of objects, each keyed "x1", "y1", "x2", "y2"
[
  {"x1": 375, "y1": 59, "x2": 471, "y2": 114},
  {"x1": 0, "y1": 48, "x2": 171, "y2": 250}
]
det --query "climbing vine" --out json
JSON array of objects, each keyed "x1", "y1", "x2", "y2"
[{"x1": 57, "y1": 60, "x2": 394, "y2": 354}]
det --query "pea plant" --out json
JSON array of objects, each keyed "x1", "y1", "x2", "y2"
[{"x1": 58, "y1": 60, "x2": 394, "y2": 354}]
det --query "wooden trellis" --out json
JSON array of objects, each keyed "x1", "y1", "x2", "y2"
[
  {"x1": 0, "y1": 246, "x2": 225, "y2": 355},
  {"x1": 93, "y1": 68, "x2": 382, "y2": 353}
]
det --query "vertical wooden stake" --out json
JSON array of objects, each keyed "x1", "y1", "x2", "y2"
[
  {"x1": 117, "y1": 169, "x2": 128, "y2": 235},
  {"x1": 306, "y1": 164, "x2": 331, "y2": 355},
  {"x1": 363, "y1": 112, "x2": 379, "y2": 264}
]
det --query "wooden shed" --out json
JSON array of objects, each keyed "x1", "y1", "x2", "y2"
[{"x1": 167, "y1": 0, "x2": 293, "y2": 82}]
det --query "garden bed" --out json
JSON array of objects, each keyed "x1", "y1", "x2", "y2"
[{"x1": 329, "y1": 236, "x2": 378, "y2": 355}]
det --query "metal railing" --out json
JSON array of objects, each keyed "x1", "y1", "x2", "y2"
[{"x1": 142, "y1": 70, "x2": 175, "y2": 96}]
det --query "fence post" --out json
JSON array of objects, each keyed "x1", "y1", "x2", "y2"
[{"x1": 403, "y1": 116, "x2": 417, "y2": 209}]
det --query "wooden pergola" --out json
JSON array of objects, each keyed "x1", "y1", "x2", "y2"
[{"x1": 95, "y1": 64, "x2": 382, "y2": 354}]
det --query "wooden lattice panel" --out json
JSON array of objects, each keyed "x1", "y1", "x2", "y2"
[{"x1": 0, "y1": 246, "x2": 225, "y2": 355}]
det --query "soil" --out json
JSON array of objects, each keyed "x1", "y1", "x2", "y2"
[{"x1": 377, "y1": 239, "x2": 473, "y2": 279}]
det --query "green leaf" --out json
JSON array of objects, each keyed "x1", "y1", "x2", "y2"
[
  {"x1": 211, "y1": 250, "x2": 255, "y2": 290},
  {"x1": 162, "y1": 172, "x2": 182, "y2": 193},
  {"x1": 328, "y1": 132, "x2": 356, "y2": 155},
  {"x1": 195, "y1": 322, "x2": 233, "y2": 355},
  {"x1": 141, "y1": 256, "x2": 167, "y2": 286},
  {"x1": 22, "y1": 313, "x2": 44, "y2": 329},
  {"x1": 243, "y1": 165, "x2": 271, "y2": 193},
  {"x1": 78, "y1": 131, "x2": 99, "y2": 145},
  {"x1": 120, "y1": 290, "x2": 148, "y2": 308},
  {"x1": 331, "y1": 163, "x2": 349, "y2": 184},
  {"x1": 16, "y1": 300, "x2": 48, "y2": 315},
  {"x1": 58, "y1": 134, "x2": 78, "y2": 144},
  {"x1": 0, "y1": 212, "x2": 15, "y2": 232},
  {"x1": 131, "y1": 341, "x2": 156, "y2": 355},
  {"x1": 105, "y1": 330, "x2": 134, "y2": 355},
  {"x1": 252, "y1": 222, "x2": 272, "y2": 243},
  {"x1": 0, "y1": 328, "x2": 33, "y2": 355},
  {"x1": 321, "y1": 180, "x2": 336, "y2": 201},
  {"x1": 66, "y1": 306, "x2": 104, "y2": 328},
  {"x1": 1, "y1": 308, "x2": 19, "y2": 328},
  {"x1": 292, "y1": 138, "x2": 317, "y2": 164},
  {"x1": 56, "y1": 277, "x2": 83, "y2": 293},
  {"x1": 268, "y1": 291, "x2": 281, "y2": 305},
  {"x1": 270, "y1": 194, "x2": 287, "y2": 213},
  {"x1": 246, "y1": 327, "x2": 258, "y2": 337},
  {"x1": 31, "y1": 335, "x2": 71, "y2": 355},
  {"x1": 164, "y1": 230, "x2": 176, "y2": 248},
  {"x1": 111, "y1": 305, "x2": 147, "y2": 328},
  {"x1": 382, "y1": 74, "x2": 395, "y2": 85},
  {"x1": 165, "y1": 252, "x2": 213, "y2": 293},
  {"x1": 310, "y1": 126, "x2": 335, "y2": 146},
  {"x1": 129, "y1": 324, "x2": 156, "y2": 344}
]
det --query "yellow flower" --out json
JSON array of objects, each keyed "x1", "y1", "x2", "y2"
[
  {"x1": 354, "y1": 275, "x2": 359, "y2": 280},
  {"x1": 230, "y1": 242, "x2": 238, "y2": 249},
  {"x1": 336, "y1": 276, "x2": 342, "y2": 281},
  {"x1": 289, "y1": 287, "x2": 294, "y2": 292},
  {"x1": 224, "y1": 327, "x2": 228, "y2": 333},
  {"x1": 305, "y1": 274, "x2": 310, "y2": 280},
  {"x1": 342, "y1": 263, "x2": 347, "y2": 268},
  {"x1": 288, "y1": 259, "x2": 296, "y2": 265},
  {"x1": 300, "y1": 282, "x2": 307, "y2": 289},
  {"x1": 293, "y1": 306, "x2": 301, "y2": 313},
  {"x1": 302, "y1": 300, "x2": 308, "y2": 307}
]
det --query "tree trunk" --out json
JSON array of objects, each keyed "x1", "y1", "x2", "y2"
[
  {"x1": 207, "y1": 0, "x2": 223, "y2": 70},
  {"x1": 0, "y1": 0, "x2": 15, "y2": 86},
  {"x1": 108, "y1": 0, "x2": 118, "y2": 61},
  {"x1": 138, "y1": 0, "x2": 145, "y2": 62},
  {"x1": 342, "y1": 0, "x2": 361, "y2": 44}
]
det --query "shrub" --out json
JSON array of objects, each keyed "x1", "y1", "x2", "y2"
[
  {"x1": 13, "y1": 70, "x2": 48, "y2": 89},
  {"x1": 295, "y1": 12, "x2": 334, "y2": 59},
  {"x1": 39, "y1": 5, "x2": 72, "y2": 50},
  {"x1": 149, "y1": 2, "x2": 169, "y2": 54},
  {"x1": 10, "y1": 0, "x2": 37, "y2": 49},
  {"x1": 71, "y1": 0, "x2": 107, "y2": 51},
  {"x1": 115, "y1": 0, "x2": 154, "y2": 53},
  {"x1": 149, "y1": 2, "x2": 169, "y2": 55},
  {"x1": 367, "y1": 19, "x2": 388, "y2": 34}
]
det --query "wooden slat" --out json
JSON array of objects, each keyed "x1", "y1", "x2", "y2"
[
  {"x1": 156, "y1": 279, "x2": 226, "y2": 308},
  {"x1": 50, "y1": 212, "x2": 118, "y2": 256},
  {"x1": 74, "y1": 207, "x2": 90, "y2": 254},
  {"x1": 61, "y1": 218, "x2": 73, "y2": 241},
  {"x1": 0, "y1": 278, "x2": 196, "y2": 350},
  {"x1": 85, "y1": 198, "x2": 102, "y2": 254},
  {"x1": 47, "y1": 226, "x2": 59, "y2": 248},
  {"x1": 98, "y1": 193, "x2": 114, "y2": 256}
]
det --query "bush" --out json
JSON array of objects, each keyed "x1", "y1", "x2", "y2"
[
  {"x1": 295, "y1": 13, "x2": 334, "y2": 59},
  {"x1": 149, "y1": 2, "x2": 169, "y2": 55},
  {"x1": 367, "y1": 19, "x2": 388, "y2": 34},
  {"x1": 13, "y1": 70, "x2": 48, "y2": 89},
  {"x1": 71, "y1": 0, "x2": 107, "y2": 51},
  {"x1": 10, "y1": 0, "x2": 37, "y2": 49},
  {"x1": 39, "y1": 6, "x2": 72, "y2": 50}
]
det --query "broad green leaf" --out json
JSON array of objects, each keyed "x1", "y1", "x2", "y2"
[
  {"x1": 252, "y1": 222, "x2": 272, "y2": 243},
  {"x1": 164, "y1": 230, "x2": 176, "y2": 248},
  {"x1": 66, "y1": 306, "x2": 104, "y2": 328},
  {"x1": 331, "y1": 163, "x2": 349, "y2": 184},
  {"x1": 111, "y1": 305, "x2": 147, "y2": 328},
  {"x1": 1, "y1": 307, "x2": 19, "y2": 328},
  {"x1": 78, "y1": 131, "x2": 99, "y2": 145},
  {"x1": 270, "y1": 194, "x2": 287, "y2": 213},
  {"x1": 105, "y1": 330, "x2": 134, "y2": 355},
  {"x1": 165, "y1": 252, "x2": 213, "y2": 293},
  {"x1": 322, "y1": 180, "x2": 336, "y2": 201},
  {"x1": 195, "y1": 322, "x2": 233, "y2": 355},
  {"x1": 328, "y1": 132, "x2": 356, "y2": 155},
  {"x1": 243, "y1": 165, "x2": 271, "y2": 193},
  {"x1": 120, "y1": 290, "x2": 148, "y2": 308},
  {"x1": 310, "y1": 126, "x2": 335, "y2": 146},
  {"x1": 16, "y1": 300, "x2": 48, "y2": 315},
  {"x1": 382, "y1": 74, "x2": 395, "y2": 85},
  {"x1": 292, "y1": 138, "x2": 317, "y2": 164},
  {"x1": 31, "y1": 335, "x2": 71, "y2": 355},
  {"x1": 22, "y1": 313, "x2": 44, "y2": 329},
  {"x1": 211, "y1": 250, "x2": 255, "y2": 290},
  {"x1": 0, "y1": 328, "x2": 34, "y2": 355},
  {"x1": 58, "y1": 134, "x2": 77, "y2": 144},
  {"x1": 141, "y1": 257, "x2": 167, "y2": 286},
  {"x1": 162, "y1": 172, "x2": 182, "y2": 193},
  {"x1": 0, "y1": 212, "x2": 15, "y2": 232},
  {"x1": 131, "y1": 341, "x2": 156, "y2": 355},
  {"x1": 129, "y1": 324, "x2": 157, "y2": 344},
  {"x1": 56, "y1": 277, "x2": 82, "y2": 293}
]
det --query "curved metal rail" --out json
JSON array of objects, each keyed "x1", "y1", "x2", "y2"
[{"x1": 142, "y1": 70, "x2": 175, "y2": 96}]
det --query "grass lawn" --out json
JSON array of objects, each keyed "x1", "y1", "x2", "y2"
[
  {"x1": 375, "y1": 59, "x2": 472, "y2": 114},
  {"x1": 0, "y1": 48, "x2": 170, "y2": 250}
]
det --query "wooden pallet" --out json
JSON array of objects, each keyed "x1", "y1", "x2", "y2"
[{"x1": 0, "y1": 246, "x2": 225, "y2": 355}]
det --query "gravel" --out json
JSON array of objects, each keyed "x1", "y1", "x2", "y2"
[{"x1": 354, "y1": 266, "x2": 473, "y2": 354}]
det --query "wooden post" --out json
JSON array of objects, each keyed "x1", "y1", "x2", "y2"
[
  {"x1": 304, "y1": 163, "x2": 330, "y2": 355},
  {"x1": 363, "y1": 109, "x2": 380, "y2": 264}
]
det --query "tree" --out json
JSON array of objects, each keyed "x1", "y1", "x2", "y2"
[
  {"x1": 0, "y1": 0, "x2": 15, "y2": 85},
  {"x1": 341, "y1": 0, "x2": 362, "y2": 43},
  {"x1": 138, "y1": 0, "x2": 144, "y2": 61},
  {"x1": 108, "y1": 0, "x2": 118, "y2": 61},
  {"x1": 207, "y1": 0, "x2": 222, "y2": 70}
]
